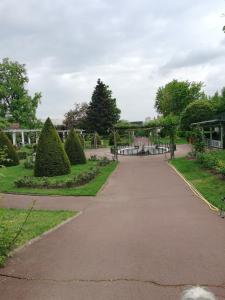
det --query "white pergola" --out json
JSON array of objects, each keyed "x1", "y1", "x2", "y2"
[{"x1": 3, "y1": 129, "x2": 84, "y2": 146}]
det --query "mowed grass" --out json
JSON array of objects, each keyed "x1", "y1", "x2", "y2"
[
  {"x1": 0, "y1": 161, "x2": 118, "y2": 196},
  {"x1": 171, "y1": 157, "x2": 225, "y2": 210},
  {"x1": 0, "y1": 208, "x2": 76, "y2": 266}
]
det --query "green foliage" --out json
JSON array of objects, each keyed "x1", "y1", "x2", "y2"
[
  {"x1": 24, "y1": 155, "x2": 35, "y2": 169},
  {"x1": 34, "y1": 118, "x2": 71, "y2": 177},
  {"x1": 196, "y1": 152, "x2": 219, "y2": 169},
  {"x1": 190, "y1": 126, "x2": 205, "y2": 154},
  {"x1": 15, "y1": 167, "x2": 99, "y2": 189},
  {"x1": 155, "y1": 79, "x2": 204, "y2": 116},
  {"x1": 216, "y1": 160, "x2": 225, "y2": 177},
  {"x1": 180, "y1": 99, "x2": 215, "y2": 130},
  {"x1": 0, "y1": 117, "x2": 9, "y2": 129},
  {"x1": 63, "y1": 102, "x2": 88, "y2": 129},
  {"x1": 0, "y1": 131, "x2": 19, "y2": 166},
  {"x1": 86, "y1": 79, "x2": 121, "y2": 135},
  {"x1": 210, "y1": 87, "x2": 225, "y2": 114},
  {"x1": 17, "y1": 151, "x2": 27, "y2": 160},
  {"x1": 65, "y1": 129, "x2": 86, "y2": 165},
  {"x1": 196, "y1": 150, "x2": 225, "y2": 179},
  {"x1": 108, "y1": 131, "x2": 121, "y2": 146},
  {"x1": 0, "y1": 58, "x2": 41, "y2": 128}
]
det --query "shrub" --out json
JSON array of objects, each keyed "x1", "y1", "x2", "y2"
[
  {"x1": 15, "y1": 167, "x2": 99, "y2": 189},
  {"x1": 97, "y1": 156, "x2": 111, "y2": 166},
  {"x1": 196, "y1": 152, "x2": 218, "y2": 169},
  {"x1": 91, "y1": 132, "x2": 101, "y2": 147},
  {"x1": 108, "y1": 131, "x2": 121, "y2": 146},
  {"x1": 24, "y1": 155, "x2": 35, "y2": 169},
  {"x1": 65, "y1": 129, "x2": 86, "y2": 165},
  {"x1": 17, "y1": 151, "x2": 27, "y2": 160},
  {"x1": 216, "y1": 160, "x2": 225, "y2": 178},
  {"x1": 34, "y1": 118, "x2": 71, "y2": 177},
  {"x1": 0, "y1": 131, "x2": 19, "y2": 166}
]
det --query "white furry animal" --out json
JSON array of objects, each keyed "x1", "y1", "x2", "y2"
[{"x1": 182, "y1": 287, "x2": 216, "y2": 300}]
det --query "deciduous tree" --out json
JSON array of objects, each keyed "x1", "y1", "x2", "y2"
[
  {"x1": 0, "y1": 58, "x2": 41, "y2": 128},
  {"x1": 155, "y1": 79, "x2": 204, "y2": 116}
]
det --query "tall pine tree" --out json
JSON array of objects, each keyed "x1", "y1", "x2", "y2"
[{"x1": 86, "y1": 79, "x2": 120, "y2": 135}]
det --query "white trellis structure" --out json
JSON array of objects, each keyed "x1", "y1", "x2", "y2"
[{"x1": 3, "y1": 129, "x2": 84, "y2": 146}]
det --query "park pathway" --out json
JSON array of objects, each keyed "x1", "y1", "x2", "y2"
[{"x1": 0, "y1": 146, "x2": 225, "y2": 300}]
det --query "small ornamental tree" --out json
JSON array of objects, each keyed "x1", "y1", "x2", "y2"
[
  {"x1": 65, "y1": 129, "x2": 86, "y2": 165},
  {"x1": 91, "y1": 132, "x2": 101, "y2": 147},
  {"x1": 109, "y1": 131, "x2": 121, "y2": 146},
  {"x1": 0, "y1": 131, "x2": 19, "y2": 166},
  {"x1": 34, "y1": 118, "x2": 71, "y2": 177}
]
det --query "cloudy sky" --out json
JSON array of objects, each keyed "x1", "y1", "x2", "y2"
[{"x1": 0, "y1": 0, "x2": 225, "y2": 121}]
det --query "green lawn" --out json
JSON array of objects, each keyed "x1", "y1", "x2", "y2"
[
  {"x1": 171, "y1": 157, "x2": 225, "y2": 210},
  {"x1": 0, "y1": 161, "x2": 118, "y2": 196},
  {"x1": 0, "y1": 208, "x2": 76, "y2": 266}
]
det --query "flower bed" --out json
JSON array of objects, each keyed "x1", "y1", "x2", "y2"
[{"x1": 15, "y1": 167, "x2": 99, "y2": 189}]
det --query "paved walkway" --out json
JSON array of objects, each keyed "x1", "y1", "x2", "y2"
[{"x1": 0, "y1": 146, "x2": 225, "y2": 300}]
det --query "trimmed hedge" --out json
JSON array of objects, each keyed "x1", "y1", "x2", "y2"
[
  {"x1": 0, "y1": 131, "x2": 19, "y2": 166},
  {"x1": 34, "y1": 118, "x2": 71, "y2": 177},
  {"x1": 65, "y1": 129, "x2": 86, "y2": 165}
]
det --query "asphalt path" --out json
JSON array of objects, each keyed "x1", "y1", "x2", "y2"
[{"x1": 0, "y1": 145, "x2": 224, "y2": 300}]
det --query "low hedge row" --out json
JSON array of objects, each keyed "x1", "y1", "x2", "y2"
[
  {"x1": 196, "y1": 152, "x2": 225, "y2": 177},
  {"x1": 15, "y1": 167, "x2": 99, "y2": 189}
]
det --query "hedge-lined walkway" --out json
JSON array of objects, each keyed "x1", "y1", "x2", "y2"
[{"x1": 0, "y1": 145, "x2": 225, "y2": 300}]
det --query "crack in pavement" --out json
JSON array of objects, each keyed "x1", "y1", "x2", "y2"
[{"x1": 0, "y1": 273, "x2": 225, "y2": 290}]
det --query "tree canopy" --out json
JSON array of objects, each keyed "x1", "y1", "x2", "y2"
[
  {"x1": 0, "y1": 58, "x2": 41, "y2": 128},
  {"x1": 155, "y1": 79, "x2": 204, "y2": 116},
  {"x1": 63, "y1": 102, "x2": 88, "y2": 129},
  {"x1": 180, "y1": 99, "x2": 215, "y2": 130},
  {"x1": 86, "y1": 79, "x2": 121, "y2": 135}
]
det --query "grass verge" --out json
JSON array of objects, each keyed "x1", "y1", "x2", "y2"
[
  {"x1": 0, "y1": 208, "x2": 76, "y2": 266},
  {"x1": 0, "y1": 161, "x2": 118, "y2": 196},
  {"x1": 171, "y1": 157, "x2": 225, "y2": 210}
]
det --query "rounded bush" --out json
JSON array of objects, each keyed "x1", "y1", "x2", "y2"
[
  {"x1": 65, "y1": 129, "x2": 86, "y2": 165},
  {"x1": 0, "y1": 131, "x2": 19, "y2": 166},
  {"x1": 34, "y1": 118, "x2": 71, "y2": 177}
]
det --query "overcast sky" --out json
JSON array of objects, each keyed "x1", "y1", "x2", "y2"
[{"x1": 0, "y1": 0, "x2": 225, "y2": 121}]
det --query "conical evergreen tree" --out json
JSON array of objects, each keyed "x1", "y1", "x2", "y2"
[
  {"x1": 86, "y1": 79, "x2": 121, "y2": 135},
  {"x1": 0, "y1": 131, "x2": 19, "y2": 166},
  {"x1": 34, "y1": 118, "x2": 71, "y2": 177},
  {"x1": 65, "y1": 129, "x2": 86, "y2": 165}
]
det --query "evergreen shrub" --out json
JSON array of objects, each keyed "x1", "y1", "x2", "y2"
[
  {"x1": 0, "y1": 131, "x2": 19, "y2": 166},
  {"x1": 34, "y1": 118, "x2": 71, "y2": 177},
  {"x1": 65, "y1": 129, "x2": 86, "y2": 165}
]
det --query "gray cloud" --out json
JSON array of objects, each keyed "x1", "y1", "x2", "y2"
[{"x1": 0, "y1": 0, "x2": 225, "y2": 121}]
